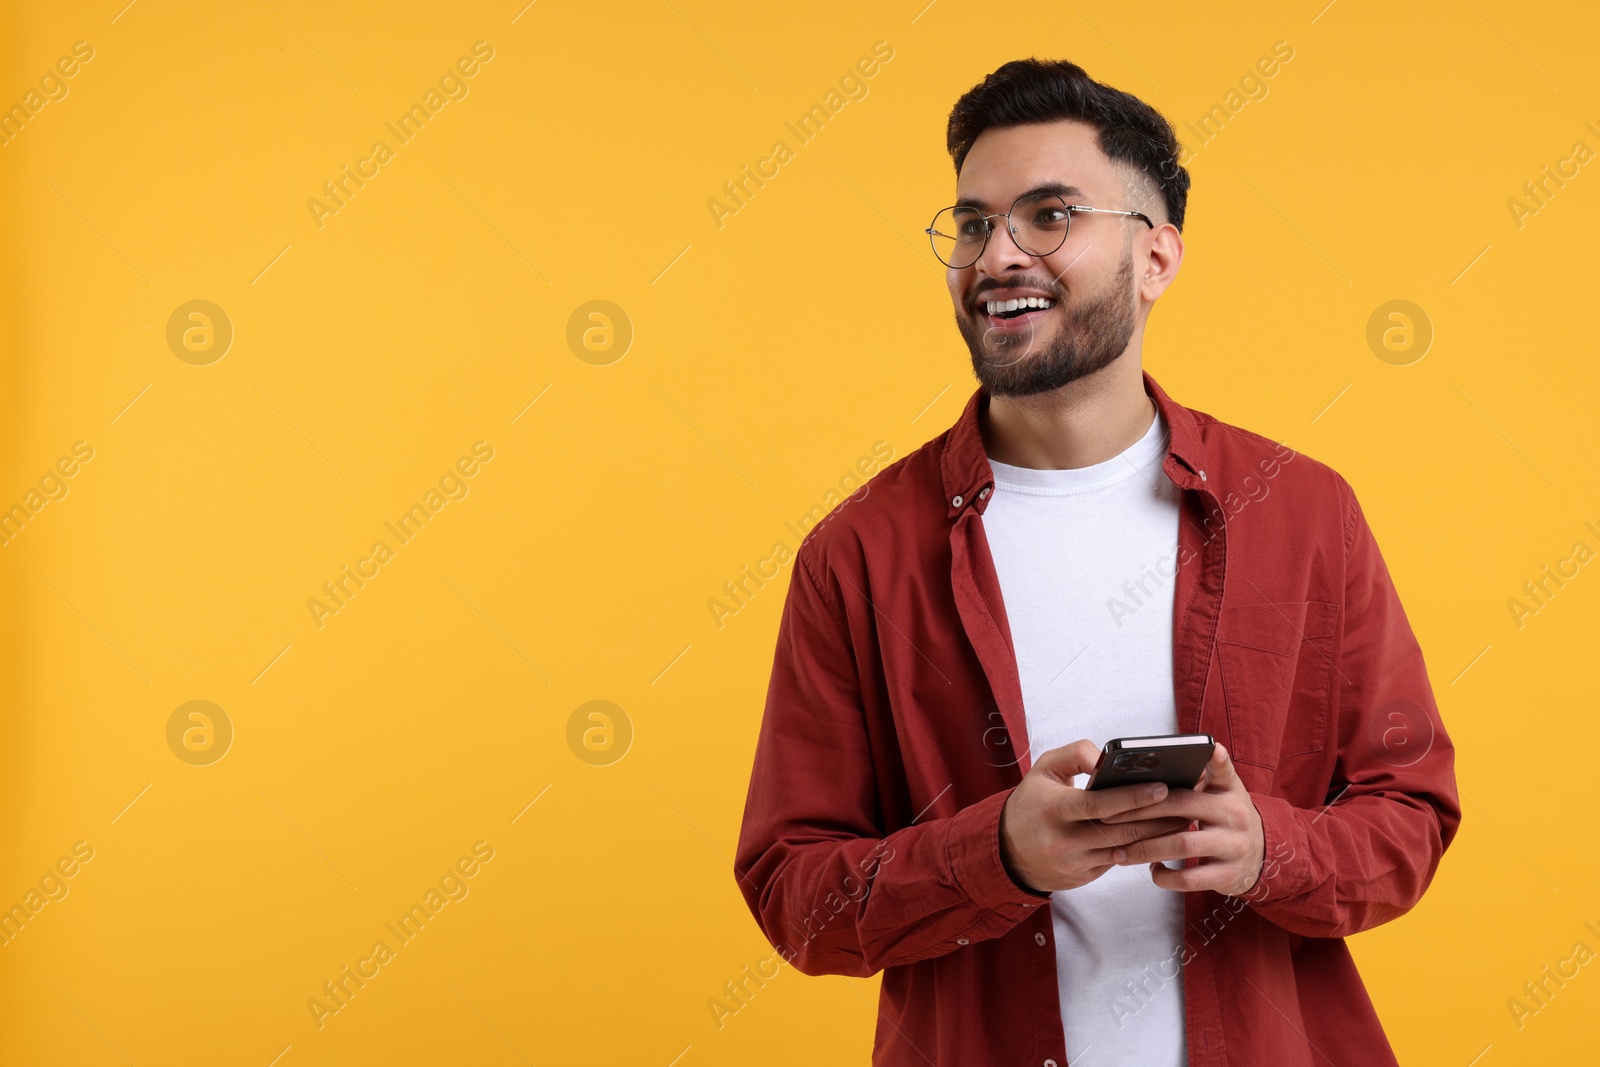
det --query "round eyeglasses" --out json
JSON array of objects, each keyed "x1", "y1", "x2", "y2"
[{"x1": 924, "y1": 191, "x2": 1154, "y2": 269}]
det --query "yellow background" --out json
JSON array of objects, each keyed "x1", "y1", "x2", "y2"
[{"x1": 2, "y1": 0, "x2": 1596, "y2": 1063}]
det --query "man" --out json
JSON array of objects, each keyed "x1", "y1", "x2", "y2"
[{"x1": 733, "y1": 57, "x2": 1459, "y2": 1067}]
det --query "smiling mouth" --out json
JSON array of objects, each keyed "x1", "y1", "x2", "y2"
[{"x1": 977, "y1": 296, "x2": 1057, "y2": 331}]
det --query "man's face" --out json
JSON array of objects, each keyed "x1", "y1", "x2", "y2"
[{"x1": 946, "y1": 120, "x2": 1149, "y2": 397}]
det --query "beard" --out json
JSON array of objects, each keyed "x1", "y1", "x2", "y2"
[{"x1": 957, "y1": 246, "x2": 1137, "y2": 398}]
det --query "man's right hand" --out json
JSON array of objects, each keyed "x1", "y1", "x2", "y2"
[{"x1": 999, "y1": 739, "x2": 1192, "y2": 893}]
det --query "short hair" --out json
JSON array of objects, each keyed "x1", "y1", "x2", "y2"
[{"x1": 945, "y1": 58, "x2": 1190, "y2": 232}]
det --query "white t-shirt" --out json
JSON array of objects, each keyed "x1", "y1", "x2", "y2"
[{"x1": 981, "y1": 405, "x2": 1187, "y2": 1065}]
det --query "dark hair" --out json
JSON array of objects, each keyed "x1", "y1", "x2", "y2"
[{"x1": 946, "y1": 58, "x2": 1190, "y2": 232}]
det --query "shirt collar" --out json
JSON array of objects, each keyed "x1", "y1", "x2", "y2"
[{"x1": 939, "y1": 368, "x2": 1211, "y2": 518}]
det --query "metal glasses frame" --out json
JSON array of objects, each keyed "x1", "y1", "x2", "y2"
[{"x1": 924, "y1": 193, "x2": 1155, "y2": 268}]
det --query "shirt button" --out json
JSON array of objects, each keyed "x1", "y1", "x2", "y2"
[
  {"x1": 979, "y1": 487, "x2": 991, "y2": 499},
  {"x1": 1045, "y1": 1060, "x2": 1058, "y2": 1067},
  {"x1": 1198, "y1": 469, "x2": 1207, "y2": 481},
  {"x1": 1035, "y1": 932, "x2": 1047, "y2": 946},
  {"x1": 956, "y1": 938, "x2": 969, "y2": 946},
  {"x1": 952, "y1": 494, "x2": 964, "y2": 507}
]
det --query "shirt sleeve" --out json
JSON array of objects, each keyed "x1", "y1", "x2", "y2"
[
  {"x1": 734, "y1": 544, "x2": 1050, "y2": 978},
  {"x1": 1244, "y1": 475, "x2": 1462, "y2": 938}
]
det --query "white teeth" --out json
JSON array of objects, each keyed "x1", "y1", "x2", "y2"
[{"x1": 985, "y1": 296, "x2": 1055, "y2": 315}]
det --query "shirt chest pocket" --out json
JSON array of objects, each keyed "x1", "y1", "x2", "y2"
[{"x1": 1214, "y1": 600, "x2": 1339, "y2": 770}]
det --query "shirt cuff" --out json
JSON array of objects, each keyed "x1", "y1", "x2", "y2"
[
  {"x1": 1244, "y1": 790, "x2": 1312, "y2": 903},
  {"x1": 947, "y1": 786, "x2": 1054, "y2": 911}
]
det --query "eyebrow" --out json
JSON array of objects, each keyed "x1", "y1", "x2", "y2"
[{"x1": 955, "y1": 182, "x2": 1090, "y2": 211}]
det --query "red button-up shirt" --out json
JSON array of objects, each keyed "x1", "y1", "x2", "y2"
[{"x1": 734, "y1": 370, "x2": 1460, "y2": 1066}]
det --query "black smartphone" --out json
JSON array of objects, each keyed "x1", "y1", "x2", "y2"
[{"x1": 1084, "y1": 733, "x2": 1215, "y2": 791}]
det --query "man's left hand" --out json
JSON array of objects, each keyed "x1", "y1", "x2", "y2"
[{"x1": 1099, "y1": 743, "x2": 1265, "y2": 897}]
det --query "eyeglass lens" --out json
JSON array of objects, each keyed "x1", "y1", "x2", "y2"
[{"x1": 929, "y1": 192, "x2": 1071, "y2": 268}]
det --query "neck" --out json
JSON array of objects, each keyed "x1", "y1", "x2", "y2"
[{"x1": 979, "y1": 359, "x2": 1156, "y2": 470}]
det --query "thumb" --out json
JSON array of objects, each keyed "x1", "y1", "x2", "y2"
[
  {"x1": 1029, "y1": 739, "x2": 1103, "y2": 785},
  {"x1": 1199, "y1": 742, "x2": 1241, "y2": 792}
]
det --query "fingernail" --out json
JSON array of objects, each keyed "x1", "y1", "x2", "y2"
[
  {"x1": 1114, "y1": 848, "x2": 1127, "y2": 863},
  {"x1": 1149, "y1": 784, "x2": 1167, "y2": 801}
]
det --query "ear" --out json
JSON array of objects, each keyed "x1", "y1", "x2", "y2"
[{"x1": 1135, "y1": 220, "x2": 1183, "y2": 303}]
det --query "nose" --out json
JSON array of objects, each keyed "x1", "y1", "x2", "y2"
[{"x1": 972, "y1": 217, "x2": 1034, "y2": 279}]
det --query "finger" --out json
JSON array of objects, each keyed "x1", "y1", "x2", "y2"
[
  {"x1": 1030, "y1": 739, "x2": 1107, "y2": 784},
  {"x1": 1149, "y1": 858, "x2": 1251, "y2": 894},
  {"x1": 1115, "y1": 827, "x2": 1228, "y2": 866},
  {"x1": 1074, "y1": 816, "x2": 1188, "y2": 860},
  {"x1": 1062, "y1": 780, "x2": 1168, "y2": 824},
  {"x1": 1078, "y1": 858, "x2": 1118, "y2": 878},
  {"x1": 1092, "y1": 816, "x2": 1193, "y2": 848},
  {"x1": 1205, "y1": 743, "x2": 1241, "y2": 791},
  {"x1": 1099, "y1": 788, "x2": 1223, "y2": 824}
]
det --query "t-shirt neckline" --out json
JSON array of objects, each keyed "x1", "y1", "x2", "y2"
[{"x1": 986, "y1": 407, "x2": 1169, "y2": 496}]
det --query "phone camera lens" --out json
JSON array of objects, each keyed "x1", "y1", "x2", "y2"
[{"x1": 1134, "y1": 752, "x2": 1161, "y2": 770}]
